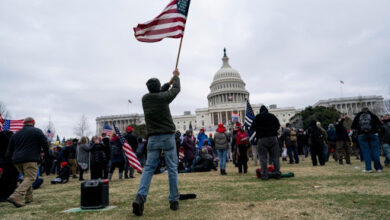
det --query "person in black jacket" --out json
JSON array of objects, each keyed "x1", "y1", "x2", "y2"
[
  {"x1": 335, "y1": 115, "x2": 351, "y2": 165},
  {"x1": 124, "y1": 126, "x2": 138, "y2": 178},
  {"x1": 250, "y1": 106, "x2": 281, "y2": 180},
  {"x1": 307, "y1": 120, "x2": 325, "y2": 166},
  {"x1": 351, "y1": 107, "x2": 383, "y2": 172},
  {"x1": 90, "y1": 136, "x2": 107, "y2": 179},
  {"x1": 0, "y1": 130, "x2": 18, "y2": 202},
  {"x1": 101, "y1": 133, "x2": 111, "y2": 179},
  {"x1": 108, "y1": 133, "x2": 125, "y2": 181},
  {"x1": 5, "y1": 117, "x2": 49, "y2": 207}
]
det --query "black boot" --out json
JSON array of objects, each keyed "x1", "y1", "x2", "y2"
[
  {"x1": 339, "y1": 160, "x2": 343, "y2": 165},
  {"x1": 222, "y1": 169, "x2": 227, "y2": 175},
  {"x1": 132, "y1": 195, "x2": 144, "y2": 216}
]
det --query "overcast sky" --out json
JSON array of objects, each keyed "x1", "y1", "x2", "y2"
[{"x1": 1, "y1": 0, "x2": 389, "y2": 138}]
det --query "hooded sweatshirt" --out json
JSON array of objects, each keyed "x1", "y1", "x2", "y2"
[{"x1": 251, "y1": 106, "x2": 281, "y2": 138}]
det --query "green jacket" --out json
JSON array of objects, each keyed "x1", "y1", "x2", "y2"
[{"x1": 142, "y1": 76, "x2": 180, "y2": 136}]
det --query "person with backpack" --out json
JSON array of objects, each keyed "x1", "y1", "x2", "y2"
[
  {"x1": 326, "y1": 124, "x2": 337, "y2": 162},
  {"x1": 214, "y1": 124, "x2": 230, "y2": 175},
  {"x1": 108, "y1": 133, "x2": 125, "y2": 181},
  {"x1": 351, "y1": 107, "x2": 383, "y2": 173},
  {"x1": 283, "y1": 123, "x2": 299, "y2": 164},
  {"x1": 307, "y1": 120, "x2": 325, "y2": 166},
  {"x1": 335, "y1": 115, "x2": 351, "y2": 165},
  {"x1": 235, "y1": 124, "x2": 249, "y2": 173}
]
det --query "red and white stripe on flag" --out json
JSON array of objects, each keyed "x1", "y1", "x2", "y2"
[
  {"x1": 133, "y1": 0, "x2": 190, "y2": 42},
  {"x1": 123, "y1": 141, "x2": 143, "y2": 172}
]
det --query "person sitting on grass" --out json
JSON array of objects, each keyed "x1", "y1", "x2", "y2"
[{"x1": 51, "y1": 162, "x2": 70, "y2": 184}]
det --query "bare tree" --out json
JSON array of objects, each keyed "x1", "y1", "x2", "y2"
[
  {"x1": 0, "y1": 101, "x2": 11, "y2": 118},
  {"x1": 74, "y1": 114, "x2": 90, "y2": 137}
]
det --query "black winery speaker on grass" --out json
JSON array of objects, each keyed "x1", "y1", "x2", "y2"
[{"x1": 81, "y1": 179, "x2": 109, "y2": 209}]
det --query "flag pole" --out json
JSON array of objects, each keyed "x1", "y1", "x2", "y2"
[
  {"x1": 175, "y1": 37, "x2": 184, "y2": 69},
  {"x1": 175, "y1": 0, "x2": 191, "y2": 69}
]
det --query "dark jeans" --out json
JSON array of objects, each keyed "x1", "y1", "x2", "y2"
[
  {"x1": 258, "y1": 136, "x2": 281, "y2": 179},
  {"x1": 287, "y1": 144, "x2": 299, "y2": 163},
  {"x1": 237, "y1": 145, "x2": 248, "y2": 173},
  {"x1": 110, "y1": 162, "x2": 125, "y2": 174},
  {"x1": 358, "y1": 134, "x2": 383, "y2": 171},
  {"x1": 311, "y1": 145, "x2": 325, "y2": 166}
]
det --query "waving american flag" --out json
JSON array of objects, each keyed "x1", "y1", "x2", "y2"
[
  {"x1": 133, "y1": 0, "x2": 191, "y2": 42},
  {"x1": 0, "y1": 115, "x2": 24, "y2": 132},
  {"x1": 113, "y1": 124, "x2": 142, "y2": 172}
]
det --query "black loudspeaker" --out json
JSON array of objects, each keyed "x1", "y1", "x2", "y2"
[{"x1": 81, "y1": 179, "x2": 109, "y2": 209}]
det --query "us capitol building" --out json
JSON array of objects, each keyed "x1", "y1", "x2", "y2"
[
  {"x1": 96, "y1": 49, "x2": 297, "y2": 134},
  {"x1": 96, "y1": 49, "x2": 387, "y2": 135}
]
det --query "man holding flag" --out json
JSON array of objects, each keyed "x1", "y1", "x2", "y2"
[
  {"x1": 132, "y1": 0, "x2": 189, "y2": 215},
  {"x1": 132, "y1": 69, "x2": 181, "y2": 216}
]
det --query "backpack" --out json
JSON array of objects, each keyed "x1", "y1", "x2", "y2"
[
  {"x1": 310, "y1": 128, "x2": 323, "y2": 145},
  {"x1": 359, "y1": 112, "x2": 372, "y2": 133},
  {"x1": 290, "y1": 130, "x2": 297, "y2": 142},
  {"x1": 236, "y1": 131, "x2": 249, "y2": 146}
]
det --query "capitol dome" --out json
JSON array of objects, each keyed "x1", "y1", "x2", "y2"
[{"x1": 207, "y1": 49, "x2": 249, "y2": 108}]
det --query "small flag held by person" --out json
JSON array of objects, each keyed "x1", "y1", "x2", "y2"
[
  {"x1": 113, "y1": 124, "x2": 142, "y2": 173},
  {"x1": 103, "y1": 123, "x2": 113, "y2": 137},
  {"x1": 133, "y1": 0, "x2": 191, "y2": 43},
  {"x1": 244, "y1": 99, "x2": 255, "y2": 130}
]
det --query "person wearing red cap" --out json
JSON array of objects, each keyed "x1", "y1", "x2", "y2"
[
  {"x1": 124, "y1": 126, "x2": 138, "y2": 178},
  {"x1": 6, "y1": 117, "x2": 49, "y2": 207},
  {"x1": 214, "y1": 124, "x2": 230, "y2": 175}
]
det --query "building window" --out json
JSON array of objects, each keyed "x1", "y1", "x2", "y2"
[
  {"x1": 183, "y1": 125, "x2": 186, "y2": 130},
  {"x1": 202, "y1": 121, "x2": 204, "y2": 126}
]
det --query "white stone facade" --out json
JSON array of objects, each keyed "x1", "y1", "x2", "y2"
[
  {"x1": 95, "y1": 49, "x2": 298, "y2": 135},
  {"x1": 314, "y1": 95, "x2": 385, "y2": 117}
]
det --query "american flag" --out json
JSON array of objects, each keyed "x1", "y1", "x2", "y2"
[
  {"x1": 113, "y1": 124, "x2": 142, "y2": 172},
  {"x1": 244, "y1": 99, "x2": 255, "y2": 130},
  {"x1": 103, "y1": 123, "x2": 113, "y2": 137},
  {"x1": 46, "y1": 129, "x2": 54, "y2": 139},
  {"x1": 232, "y1": 112, "x2": 239, "y2": 123},
  {"x1": 133, "y1": 0, "x2": 191, "y2": 43},
  {"x1": 1, "y1": 119, "x2": 24, "y2": 132}
]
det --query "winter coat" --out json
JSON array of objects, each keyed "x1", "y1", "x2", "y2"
[
  {"x1": 382, "y1": 122, "x2": 390, "y2": 144},
  {"x1": 62, "y1": 145, "x2": 76, "y2": 161},
  {"x1": 91, "y1": 143, "x2": 107, "y2": 165},
  {"x1": 214, "y1": 132, "x2": 230, "y2": 150},
  {"x1": 335, "y1": 119, "x2": 349, "y2": 141},
  {"x1": 196, "y1": 132, "x2": 210, "y2": 149},
  {"x1": 142, "y1": 76, "x2": 180, "y2": 136},
  {"x1": 77, "y1": 144, "x2": 92, "y2": 169},
  {"x1": 101, "y1": 137, "x2": 111, "y2": 160},
  {"x1": 327, "y1": 126, "x2": 337, "y2": 141},
  {"x1": 351, "y1": 111, "x2": 382, "y2": 135},
  {"x1": 182, "y1": 133, "x2": 196, "y2": 160},
  {"x1": 124, "y1": 132, "x2": 138, "y2": 152},
  {"x1": 110, "y1": 137, "x2": 125, "y2": 164},
  {"x1": 6, "y1": 125, "x2": 49, "y2": 164},
  {"x1": 251, "y1": 106, "x2": 281, "y2": 139}
]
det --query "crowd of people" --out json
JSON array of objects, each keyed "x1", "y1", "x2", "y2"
[{"x1": 1, "y1": 69, "x2": 389, "y2": 215}]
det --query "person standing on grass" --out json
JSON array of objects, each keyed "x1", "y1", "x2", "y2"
[
  {"x1": 5, "y1": 117, "x2": 49, "y2": 208},
  {"x1": 132, "y1": 69, "x2": 181, "y2": 216},
  {"x1": 124, "y1": 126, "x2": 138, "y2": 179},
  {"x1": 351, "y1": 107, "x2": 383, "y2": 173},
  {"x1": 307, "y1": 120, "x2": 325, "y2": 166},
  {"x1": 214, "y1": 123, "x2": 230, "y2": 175},
  {"x1": 282, "y1": 123, "x2": 299, "y2": 164},
  {"x1": 335, "y1": 115, "x2": 351, "y2": 165},
  {"x1": 182, "y1": 130, "x2": 196, "y2": 168},
  {"x1": 108, "y1": 133, "x2": 125, "y2": 181},
  {"x1": 76, "y1": 136, "x2": 91, "y2": 181},
  {"x1": 251, "y1": 105, "x2": 281, "y2": 180},
  {"x1": 381, "y1": 115, "x2": 390, "y2": 167}
]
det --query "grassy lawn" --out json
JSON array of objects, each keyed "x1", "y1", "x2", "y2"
[{"x1": 1, "y1": 158, "x2": 389, "y2": 220}]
